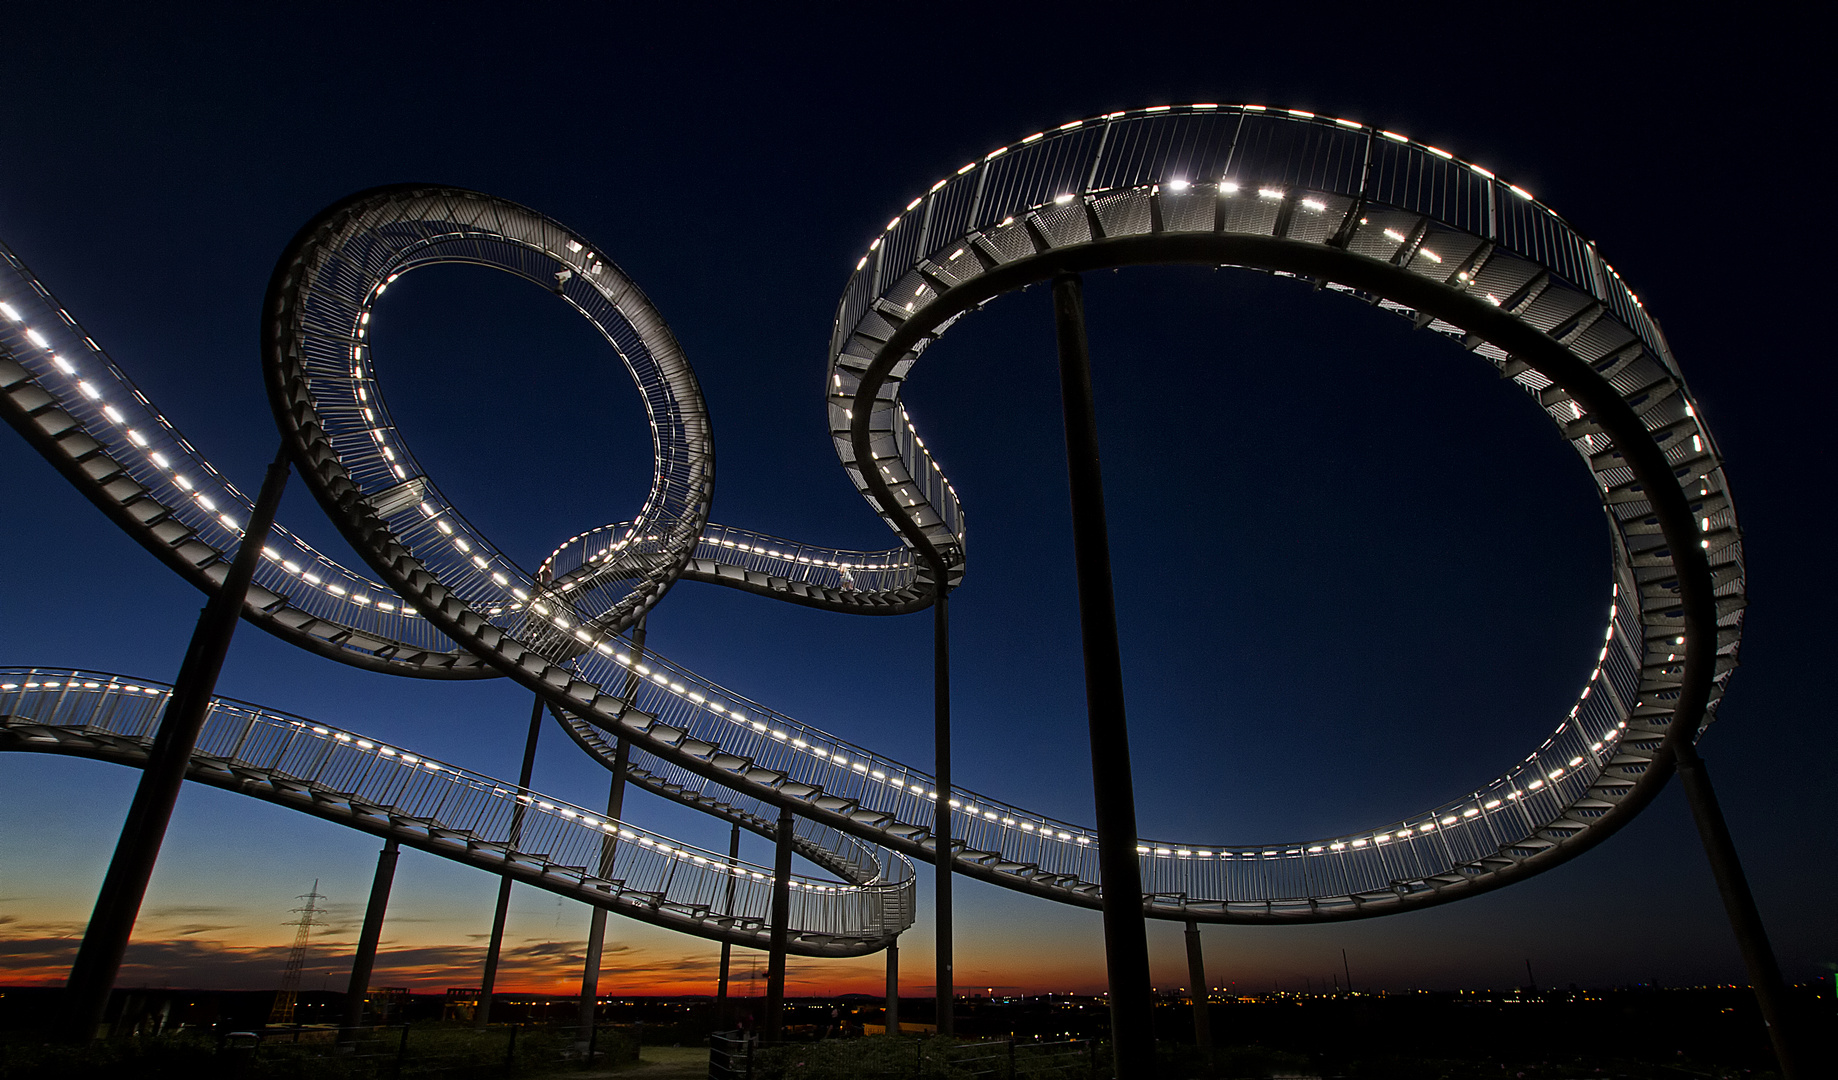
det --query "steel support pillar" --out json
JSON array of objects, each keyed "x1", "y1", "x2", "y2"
[
  {"x1": 576, "y1": 616, "x2": 646, "y2": 1042},
  {"x1": 476, "y1": 693, "x2": 545, "y2": 1027},
  {"x1": 1184, "y1": 920, "x2": 1212, "y2": 1056},
  {"x1": 60, "y1": 447, "x2": 292, "y2": 1042},
  {"x1": 1673, "y1": 741, "x2": 1807, "y2": 1079},
  {"x1": 1051, "y1": 273, "x2": 1156, "y2": 1077},
  {"x1": 578, "y1": 734, "x2": 629, "y2": 1042},
  {"x1": 715, "y1": 821, "x2": 740, "y2": 1023},
  {"x1": 933, "y1": 583, "x2": 954, "y2": 1036},
  {"x1": 340, "y1": 838, "x2": 400, "y2": 1040},
  {"x1": 764, "y1": 805, "x2": 794, "y2": 1040},
  {"x1": 885, "y1": 938, "x2": 900, "y2": 1035}
]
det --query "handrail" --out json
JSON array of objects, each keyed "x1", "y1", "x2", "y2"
[{"x1": 0, "y1": 668, "x2": 913, "y2": 951}]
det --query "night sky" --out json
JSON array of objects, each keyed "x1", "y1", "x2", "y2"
[{"x1": 2, "y1": 6, "x2": 1831, "y2": 1000}]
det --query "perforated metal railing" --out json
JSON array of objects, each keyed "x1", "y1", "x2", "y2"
[
  {"x1": 832, "y1": 105, "x2": 1671, "y2": 374},
  {"x1": 541, "y1": 521, "x2": 922, "y2": 600},
  {"x1": 555, "y1": 711, "x2": 912, "y2": 896},
  {"x1": 0, "y1": 669, "x2": 912, "y2": 948},
  {"x1": 824, "y1": 105, "x2": 1697, "y2": 580},
  {"x1": 0, "y1": 245, "x2": 469, "y2": 669}
]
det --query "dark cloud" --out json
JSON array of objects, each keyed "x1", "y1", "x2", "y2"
[
  {"x1": 1, "y1": 922, "x2": 738, "y2": 994},
  {"x1": 143, "y1": 905, "x2": 238, "y2": 918}
]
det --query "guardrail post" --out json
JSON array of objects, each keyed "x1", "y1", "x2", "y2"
[
  {"x1": 1051, "y1": 274, "x2": 1155, "y2": 1078},
  {"x1": 478, "y1": 693, "x2": 545, "y2": 1028},
  {"x1": 341, "y1": 838, "x2": 401, "y2": 1042},
  {"x1": 59, "y1": 446, "x2": 292, "y2": 1042}
]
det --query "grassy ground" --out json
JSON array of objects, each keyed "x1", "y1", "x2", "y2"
[{"x1": 538, "y1": 1044, "x2": 706, "y2": 1079}]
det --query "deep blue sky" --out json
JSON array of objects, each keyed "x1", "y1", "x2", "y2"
[{"x1": 1, "y1": 4, "x2": 1830, "y2": 996}]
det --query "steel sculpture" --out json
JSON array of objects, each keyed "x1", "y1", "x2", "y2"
[{"x1": 0, "y1": 103, "x2": 1779, "y2": 1067}]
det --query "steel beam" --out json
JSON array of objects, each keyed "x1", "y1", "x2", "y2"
[
  {"x1": 765, "y1": 805, "x2": 793, "y2": 1040},
  {"x1": 341, "y1": 838, "x2": 401, "y2": 1040},
  {"x1": 886, "y1": 937, "x2": 900, "y2": 1035},
  {"x1": 476, "y1": 693, "x2": 545, "y2": 1027},
  {"x1": 60, "y1": 448, "x2": 292, "y2": 1042},
  {"x1": 1672, "y1": 742, "x2": 1807, "y2": 1079},
  {"x1": 1051, "y1": 273, "x2": 1156, "y2": 1077},
  {"x1": 716, "y1": 821, "x2": 740, "y2": 1023},
  {"x1": 578, "y1": 734, "x2": 629, "y2": 1042},
  {"x1": 1184, "y1": 920, "x2": 1211, "y2": 1055},
  {"x1": 933, "y1": 583, "x2": 954, "y2": 1036}
]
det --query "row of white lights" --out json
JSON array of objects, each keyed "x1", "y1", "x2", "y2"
[
  {"x1": 534, "y1": 576, "x2": 1654, "y2": 869},
  {"x1": 2, "y1": 677, "x2": 165, "y2": 695},
  {"x1": 1134, "y1": 589, "x2": 1652, "y2": 862},
  {"x1": 831, "y1": 101, "x2": 1652, "y2": 584},
  {"x1": 288, "y1": 716, "x2": 853, "y2": 889},
  {"x1": 539, "y1": 522, "x2": 916, "y2": 587},
  {"x1": 0, "y1": 673, "x2": 852, "y2": 892},
  {"x1": 828, "y1": 370, "x2": 964, "y2": 522},
  {"x1": 0, "y1": 293, "x2": 407, "y2": 622},
  {"x1": 850, "y1": 103, "x2": 1545, "y2": 275}
]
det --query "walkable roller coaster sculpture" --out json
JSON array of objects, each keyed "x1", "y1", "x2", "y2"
[{"x1": 1, "y1": 104, "x2": 1749, "y2": 1017}]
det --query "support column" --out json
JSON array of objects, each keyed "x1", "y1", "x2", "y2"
[
  {"x1": 1183, "y1": 920, "x2": 1211, "y2": 1055},
  {"x1": 476, "y1": 693, "x2": 545, "y2": 1027},
  {"x1": 578, "y1": 615, "x2": 646, "y2": 1038},
  {"x1": 578, "y1": 735, "x2": 629, "y2": 1041},
  {"x1": 933, "y1": 582, "x2": 954, "y2": 1037},
  {"x1": 715, "y1": 821, "x2": 740, "y2": 1023},
  {"x1": 1673, "y1": 741, "x2": 1806, "y2": 1079},
  {"x1": 1051, "y1": 273, "x2": 1155, "y2": 1078},
  {"x1": 61, "y1": 448, "x2": 292, "y2": 1042},
  {"x1": 885, "y1": 938, "x2": 900, "y2": 1035},
  {"x1": 341, "y1": 839, "x2": 401, "y2": 1040},
  {"x1": 764, "y1": 805, "x2": 793, "y2": 1040}
]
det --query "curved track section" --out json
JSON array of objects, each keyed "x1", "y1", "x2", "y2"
[
  {"x1": 0, "y1": 669, "x2": 912, "y2": 957},
  {"x1": 826, "y1": 105, "x2": 1745, "y2": 917},
  {"x1": 0, "y1": 241, "x2": 491, "y2": 677},
  {"x1": 543, "y1": 521, "x2": 932, "y2": 614}
]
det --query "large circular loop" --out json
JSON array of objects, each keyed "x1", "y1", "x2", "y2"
[
  {"x1": 827, "y1": 105, "x2": 1744, "y2": 918},
  {"x1": 264, "y1": 184, "x2": 714, "y2": 667}
]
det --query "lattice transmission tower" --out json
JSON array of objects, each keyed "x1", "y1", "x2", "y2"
[{"x1": 268, "y1": 881, "x2": 326, "y2": 1025}]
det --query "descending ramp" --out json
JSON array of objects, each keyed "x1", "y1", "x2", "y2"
[{"x1": 0, "y1": 669, "x2": 912, "y2": 957}]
